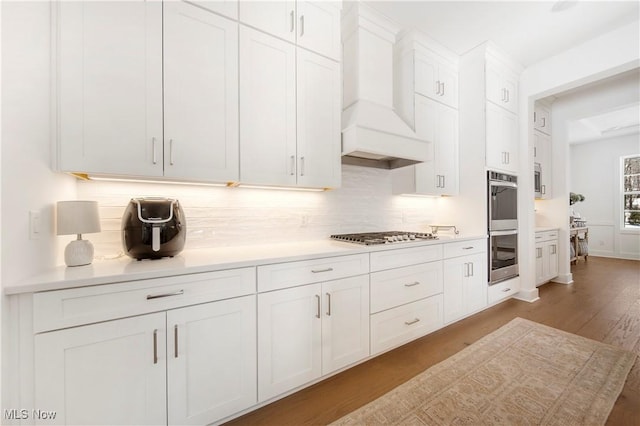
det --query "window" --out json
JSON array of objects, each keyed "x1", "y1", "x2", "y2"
[{"x1": 623, "y1": 155, "x2": 640, "y2": 228}]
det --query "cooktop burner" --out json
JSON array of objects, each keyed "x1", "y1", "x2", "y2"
[{"x1": 331, "y1": 231, "x2": 438, "y2": 245}]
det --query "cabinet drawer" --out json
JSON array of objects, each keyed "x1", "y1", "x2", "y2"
[
  {"x1": 488, "y1": 276, "x2": 520, "y2": 305},
  {"x1": 370, "y1": 295, "x2": 443, "y2": 355},
  {"x1": 370, "y1": 261, "x2": 443, "y2": 314},
  {"x1": 33, "y1": 267, "x2": 256, "y2": 333},
  {"x1": 370, "y1": 244, "x2": 442, "y2": 272},
  {"x1": 535, "y1": 230, "x2": 558, "y2": 242},
  {"x1": 257, "y1": 254, "x2": 369, "y2": 293},
  {"x1": 443, "y1": 238, "x2": 486, "y2": 259}
]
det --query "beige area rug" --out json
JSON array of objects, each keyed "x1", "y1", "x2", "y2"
[{"x1": 332, "y1": 317, "x2": 637, "y2": 426}]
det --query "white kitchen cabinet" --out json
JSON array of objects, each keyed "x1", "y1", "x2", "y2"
[
  {"x1": 167, "y1": 296, "x2": 256, "y2": 425},
  {"x1": 56, "y1": 1, "x2": 240, "y2": 183},
  {"x1": 239, "y1": 26, "x2": 340, "y2": 189},
  {"x1": 535, "y1": 230, "x2": 559, "y2": 286},
  {"x1": 533, "y1": 103, "x2": 551, "y2": 135},
  {"x1": 56, "y1": 0, "x2": 163, "y2": 177},
  {"x1": 257, "y1": 275, "x2": 369, "y2": 402},
  {"x1": 486, "y1": 56, "x2": 519, "y2": 115},
  {"x1": 296, "y1": 48, "x2": 342, "y2": 188},
  {"x1": 163, "y1": 1, "x2": 239, "y2": 182},
  {"x1": 534, "y1": 131, "x2": 552, "y2": 199},
  {"x1": 414, "y1": 51, "x2": 458, "y2": 108},
  {"x1": 33, "y1": 268, "x2": 257, "y2": 426},
  {"x1": 443, "y1": 249, "x2": 488, "y2": 324},
  {"x1": 239, "y1": 1, "x2": 341, "y2": 60},
  {"x1": 35, "y1": 313, "x2": 168, "y2": 426},
  {"x1": 486, "y1": 101, "x2": 519, "y2": 173},
  {"x1": 392, "y1": 95, "x2": 458, "y2": 196}
]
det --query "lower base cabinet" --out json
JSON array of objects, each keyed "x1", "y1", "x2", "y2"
[
  {"x1": 35, "y1": 295, "x2": 257, "y2": 426},
  {"x1": 257, "y1": 275, "x2": 369, "y2": 402},
  {"x1": 535, "y1": 231, "x2": 559, "y2": 285},
  {"x1": 443, "y1": 251, "x2": 488, "y2": 324}
]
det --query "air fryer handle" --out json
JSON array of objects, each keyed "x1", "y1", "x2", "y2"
[{"x1": 152, "y1": 226, "x2": 161, "y2": 252}]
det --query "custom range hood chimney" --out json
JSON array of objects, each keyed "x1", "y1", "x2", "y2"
[{"x1": 341, "y1": 2, "x2": 430, "y2": 169}]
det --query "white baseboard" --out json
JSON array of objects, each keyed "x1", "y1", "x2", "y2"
[
  {"x1": 514, "y1": 288, "x2": 540, "y2": 303},
  {"x1": 552, "y1": 273, "x2": 573, "y2": 284}
]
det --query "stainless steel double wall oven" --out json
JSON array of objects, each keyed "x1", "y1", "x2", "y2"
[{"x1": 488, "y1": 171, "x2": 519, "y2": 284}]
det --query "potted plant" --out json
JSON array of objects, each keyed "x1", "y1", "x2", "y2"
[{"x1": 569, "y1": 192, "x2": 586, "y2": 227}]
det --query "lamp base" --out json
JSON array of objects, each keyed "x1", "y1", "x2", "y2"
[{"x1": 65, "y1": 238, "x2": 94, "y2": 267}]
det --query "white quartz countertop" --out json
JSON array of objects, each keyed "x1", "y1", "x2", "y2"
[{"x1": 5, "y1": 235, "x2": 486, "y2": 295}]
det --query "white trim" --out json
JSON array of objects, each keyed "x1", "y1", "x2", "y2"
[
  {"x1": 552, "y1": 273, "x2": 573, "y2": 285},
  {"x1": 514, "y1": 288, "x2": 540, "y2": 303}
]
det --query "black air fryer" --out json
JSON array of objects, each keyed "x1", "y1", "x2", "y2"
[{"x1": 122, "y1": 198, "x2": 186, "y2": 260}]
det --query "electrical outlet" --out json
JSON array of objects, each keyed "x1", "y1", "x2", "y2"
[
  {"x1": 29, "y1": 210, "x2": 41, "y2": 240},
  {"x1": 301, "y1": 215, "x2": 309, "y2": 227}
]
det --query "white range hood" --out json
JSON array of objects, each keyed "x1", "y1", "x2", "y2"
[{"x1": 341, "y1": 2, "x2": 430, "y2": 169}]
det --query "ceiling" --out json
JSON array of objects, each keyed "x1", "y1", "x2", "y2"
[{"x1": 364, "y1": 1, "x2": 640, "y2": 68}]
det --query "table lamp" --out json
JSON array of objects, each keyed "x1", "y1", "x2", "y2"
[{"x1": 56, "y1": 200, "x2": 101, "y2": 267}]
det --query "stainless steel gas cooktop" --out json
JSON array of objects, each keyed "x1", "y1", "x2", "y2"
[{"x1": 330, "y1": 231, "x2": 438, "y2": 245}]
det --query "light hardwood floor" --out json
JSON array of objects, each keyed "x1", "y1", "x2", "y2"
[{"x1": 227, "y1": 256, "x2": 640, "y2": 426}]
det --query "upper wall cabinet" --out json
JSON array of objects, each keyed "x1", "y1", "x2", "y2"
[
  {"x1": 239, "y1": 27, "x2": 341, "y2": 189},
  {"x1": 239, "y1": 1, "x2": 341, "y2": 60},
  {"x1": 486, "y1": 55, "x2": 519, "y2": 115},
  {"x1": 533, "y1": 103, "x2": 551, "y2": 135},
  {"x1": 56, "y1": 1, "x2": 240, "y2": 183},
  {"x1": 56, "y1": 1, "x2": 164, "y2": 177}
]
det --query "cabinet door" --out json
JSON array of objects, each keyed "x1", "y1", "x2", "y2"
[
  {"x1": 535, "y1": 131, "x2": 552, "y2": 199},
  {"x1": 438, "y1": 62, "x2": 459, "y2": 108},
  {"x1": 258, "y1": 284, "x2": 322, "y2": 402},
  {"x1": 167, "y1": 296, "x2": 256, "y2": 425},
  {"x1": 57, "y1": 1, "x2": 163, "y2": 176},
  {"x1": 434, "y1": 103, "x2": 459, "y2": 195},
  {"x1": 414, "y1": 52, "x2": 439, "y2": 100},
  {"x1": 239, "y1": 1, "x2": 296, "y2": 43},
  {"x1": 535, "y1": 244, "x2": 545, "y2": 285},
  {"x1": 534, "y1": 105, "x2": 551, "y2": 135},
  {"x1": 35, "y1": 313, "x2": 167, "y2": 425},
  {"x1": 297, "y1": 49, "x2": 341, "y2": 188},
  {"x1": 486, "y1": 102, "x2": 518, "y2": 173},
  {"x1": 443, "y1": 252, "x2": 487, "y2": 324},
  {"x1": 486, "y1": 60, "x2": 518, "y2": 114},
  {"x1": 546, "y1": 241, "x2": 559, "y2": 281},
  {"x1": 296, "y1": 1, "x2": 341, "y2": 60},
  {"x1": 240, "y1": 27, "x2": 297, "y2": 186},
  {"x1": 322, "y1": 275, "x2": 369, "y2": 374},
  {"x1": 164, "y1": 2, "x2": 239, "y2": 182}
]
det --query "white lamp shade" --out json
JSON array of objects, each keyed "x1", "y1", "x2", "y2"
[{"x1": 56, "y1": 200, "x2": 101, "y2": 236}]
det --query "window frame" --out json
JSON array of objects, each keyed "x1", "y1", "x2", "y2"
[{"x1": 621, "y1": 154, "x2": 640, "y2": 230}]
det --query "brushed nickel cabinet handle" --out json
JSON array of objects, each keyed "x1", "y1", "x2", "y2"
[
  {"x1": 146, "y1": 289, "x2": 184, "y2": 300},
  {"x1": 404, "y1": 281, "x2": 420, "y2": 287},
  {"x1": 290, "y1": 155, "x2": 295, "y2": 176},
  {"x1": 174, "y1": 325, "x2": 179, "y2": 358},
  {"x1": 542, "y1": 185, "x2": 546, "y2": 195},
  {"x1": 405, "y1": 318, "x2": 420, "y2": 326},
  {"x1": 315, "y1": 294, "x2": 320, "y2": 319},
  {"x1": 440, "y1": 81, "x2": 445, "y2": 97},
  {"x1": 152, "y1": 137, "x2": 157, "y2": 164},
  {"x1": 311, "y1": 267, "x2": 333, "y2": 273},
  {"x1": 326, "y1": 293, "x2": 331, "y2": 316},
  {"x1": 153, "y1": 329, "x2": 158, "y2": 364},
  {"x1": 541, "y1": 117, "x2": 546, "y2": 127},
  {"x1": 290, "y1": 10, "x2": 295, "y2": 32},
  {"x1": 300, "y1": 15, "x2": 305, "y2": 37},
  {"x1": 469, "y1": 262, "x2": 474, "y2": 277},
  {"x1": 435, "y1": 80, "x2": 441, "y2": 95},
  {"x1": 169, "y1": 139, "x2": 175, "y2": 165},
  {"x1": 462, "y1": 246, "x2": 474, "y2": 250},
  {"x1": 300, "y1": 156, "x2": 305, "y2": 176},
  {"x1": 502, "y1": 288, "x2": 511, "y2": 292}
]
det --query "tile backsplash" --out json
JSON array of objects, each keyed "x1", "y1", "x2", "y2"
[{"x1": 77, "y1": 165, "x2": 442, "y2": 259}]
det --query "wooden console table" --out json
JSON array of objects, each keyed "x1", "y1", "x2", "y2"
[{"x1": 570, "y1": 226, "x2": 589, "y2": 264}]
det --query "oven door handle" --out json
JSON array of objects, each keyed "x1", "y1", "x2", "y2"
[
  {"x1": 489, "y1": 180, "x2": 517, "y2": 189},
  {"x1": 490, "y1": 230, "x2": 518, "y2": 237}
]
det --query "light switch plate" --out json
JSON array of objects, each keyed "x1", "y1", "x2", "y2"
[{"x1": 29, "y1": 210, "x2": 41, "y2": 240}]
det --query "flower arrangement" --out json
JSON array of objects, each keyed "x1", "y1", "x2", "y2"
[{"x1": 569, "y1": 192, "x2": 585, "y2": 205}]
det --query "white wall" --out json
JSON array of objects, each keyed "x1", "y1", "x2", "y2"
[
  {"x1": 570, "y1": 135, "x2": 639, "y2": 259},
  {"x1": 520, "y1": 19, "x2": 640, "y2": 288},
  {"x1": 77, "y1": 165, "x2": 461, "y2": 259}
]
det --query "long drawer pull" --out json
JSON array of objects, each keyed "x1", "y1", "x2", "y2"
[
  {"x1": 405, "y1": 318, "x2": 420, "y2": 326},
  {"x1": 462, "y1": 246, "x2": 474, "y2": 250},
  {"x1": 174, "y1": 325, "x2": 179, "y2": 358},
  {"x1": 404, "y1": 281, "x2": 420, "y2": 287},
  {"x1": 311, "y1": 267, "x2": 333, "y2": 273},
  {"x1": 502, "y1": 288, "x2": 511, "y2": 292},
  {"x1": 153, "y1": 329, "x2": 158, "y2": 364},
  {"x1": 146, "y1": 289, "x2": 184, "y2": 300}
]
